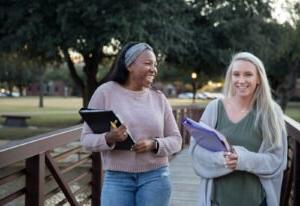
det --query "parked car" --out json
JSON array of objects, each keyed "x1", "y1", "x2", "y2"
[
  {"x1": 196, "y1": 92, "x2": 207, "y2": 100},
  {"x1": 0, "y1": 92, "x2": 20, "y2": 97},
  {"x1": 0, "y1": 92, "x2": 9, "y2": 97},
  {"x1": 203, "y1": 92, "x2": 224, "y2": 99},
  {"x1": 177, "y1": 92, "x2": 193, "y2": 99}
]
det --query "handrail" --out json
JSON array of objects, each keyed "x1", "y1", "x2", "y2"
[
  {"x1": 284, "y1": 115, "x2": 300, "y2": 206},
  {"x1": 285, "y1": 115, "x2": 300, "y2": 142},
  {"x1": 0, "y1": 125, "x2": 82, "y2": 168}
]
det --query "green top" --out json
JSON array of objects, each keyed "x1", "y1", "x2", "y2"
[{"x1": 211, "y1": 101, "x2": 265, "y2": 206}]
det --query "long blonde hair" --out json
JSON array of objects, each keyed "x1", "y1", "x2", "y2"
[{"x1": 223, "y1": 52, "x2": 286, "y2": 146}]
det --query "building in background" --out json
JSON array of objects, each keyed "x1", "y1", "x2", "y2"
[{"x1": 26, "y1": 80, "x2": 70, "y2": 96}]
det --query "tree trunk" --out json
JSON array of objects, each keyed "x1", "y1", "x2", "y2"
[
  {"x1": 64, "y1": 47, "x2": 104, "y2": 107},
  {"x1": 17, "y1": 85, "x2": 24, "y2": 96},
  {"x1": 82, "y1": 86, "x2": 89, "y2": 108},
  {"x1": 82, "y1": 48, "x2": 102, "y2": 107},
  {"x1": 39, "y1": 76, "x2": 44, "y2": 108},
  {"x1": 276, "y1": 60, "x2": 299, "y2": 111},
  {"x1": 7, "y1": 81, "x2": 13, "y2": 96},
  {"x1": 36, "y1": 65, "x2": 46, "y2": 108},
  {"x1": 84, "y1": 66, "x2": 99, "y2": 106},
  {"x1": 63, "y1": 48, "x2": 86, "y2": 106}
]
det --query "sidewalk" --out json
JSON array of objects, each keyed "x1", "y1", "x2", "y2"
[{"x1": 170, "y1": 147, "x2": 199, "y2": 206}]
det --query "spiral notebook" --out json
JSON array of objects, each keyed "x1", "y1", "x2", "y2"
[
  {"x1": 182, "y1": 117, "x2": 230, "y2": 152},
  {"x1": 79, "y1": 108, "x2": 135, "y2": 150}
]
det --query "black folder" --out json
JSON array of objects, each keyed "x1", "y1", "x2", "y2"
[{"x1": 79, "y1": 108, "x2": 135, "y2": 150}]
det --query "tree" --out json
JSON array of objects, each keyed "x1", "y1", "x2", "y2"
[
  {"x1": 177, "y1": 0, "x2": 300, "y2": 112},
  {"x1": 0, "y1": 54, "x2": 39, "y2": 96},
  {"x1": 186, "y1": 0, "x2": 276, "y2": 78},
  {"x1": 43, "y1": 63, "x2": 84, "y2": 96},
  {"x1": 0, "y1": 0, "x2": 194, "y2": 106},
  {"x1": 268, "y1": 3, "x2": 300, "y2": 110}
]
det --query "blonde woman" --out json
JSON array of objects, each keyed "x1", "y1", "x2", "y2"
[{"x1": 189, "y1": 52, "x2": 287, "y2": 206}]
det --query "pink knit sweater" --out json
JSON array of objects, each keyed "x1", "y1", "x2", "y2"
[{"x1": 81, "y1": 81, "x2": 182, "y2": 172}]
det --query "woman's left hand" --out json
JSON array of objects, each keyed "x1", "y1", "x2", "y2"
[
  {"x1": 132, "y1": 139, "x2": 155, "y2": 153},
  {"x1": 224, "y1": 152, "x2": 238, "y2": 170}
]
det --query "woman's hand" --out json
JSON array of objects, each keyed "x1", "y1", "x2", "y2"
[
  {"x1": 224, "y1": 151, "x2": 238, "y2": 170},
  {"x1": 132, "y1": 139, "x2": 156, "y2": 153},
  {"x1": 105, "y1": 125, "x2": 128, "y2": 146}
]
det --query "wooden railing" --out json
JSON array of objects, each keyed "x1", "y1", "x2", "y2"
[
  {"x1": 0, "y1": 106, "x2": 299, "y2": 206},
  {"x1": 0, "y1": 125, "x2": 101, "y2": 206},
  {"x1": 281, "y1": 115, "x2": 300, "y2": 206}
]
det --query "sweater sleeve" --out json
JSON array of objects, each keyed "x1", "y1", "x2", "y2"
[
  {"x1": 233, "y1": 141, "x2": 286, "y2": 178},
  {"x1": 155, "y1": 95, "x2": 182, "y2": 157},
  {"x1": 234, "y1": 104, "x2": 288, "y2": 179},
  {"x1": 80, "y1": 86, "x2": 115, "y2": 152},
  {"x1": 189, "y1": 99, "x2": 232, "y2": 178}
]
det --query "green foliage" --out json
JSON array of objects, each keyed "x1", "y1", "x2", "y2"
[
  {"x1": 0, "y1": 0, "x2": 300, "y2": 103},
  {"x1": 44, "y1": 64, "x2": 83, "y2": 86},
  {"x1": 187, "y1": 0, "x2": 278, "y2": 77},
  {"x1": 0, "y1": 53, "x2": 40, "y2": 90},
  {"x1": 0, "y1": 1, "x2": 61, "y2": 61},
  {"x1": 266, "y1": 4, "x2": 300, "y2": 90},
  {"x1": 1, "y1": 0, "x2": 194, "y2": 59},
  {"x1": 0, "y1": 0, "x2": 194, "y2": 104}
]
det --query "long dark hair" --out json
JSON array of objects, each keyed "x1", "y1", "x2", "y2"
[{"x1": 102, "y1": 42, "x2": 138, "y2": 85}]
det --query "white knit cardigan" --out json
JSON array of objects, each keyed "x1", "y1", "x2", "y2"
[{"x1": 189, "y1": 99, "x2": 287, "y2": 206}]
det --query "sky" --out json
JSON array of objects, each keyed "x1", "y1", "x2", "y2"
[{"x1": 272, "y1": 0, "x2": 298, "y2": 24}]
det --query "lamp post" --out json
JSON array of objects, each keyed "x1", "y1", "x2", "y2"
[{"x1": 191, "y1": 72, "x2": 197, "y2": 103}]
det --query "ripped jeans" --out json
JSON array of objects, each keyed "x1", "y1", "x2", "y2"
[{"x1": 101, "y1": 166, "x2": 171, "y2": 206}]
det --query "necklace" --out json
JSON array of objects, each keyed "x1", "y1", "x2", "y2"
[
  {"x1": 239, "y1": 108, "x2": 249, "y2": 113},
  {"x1": 227, "y1": 100, "x2": 251, "y2": 114}
]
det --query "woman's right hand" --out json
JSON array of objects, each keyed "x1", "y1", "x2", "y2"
[
  {"x1": 105, "y1": 125, "x2": 128, "y2": 146},
  {"x1": 224, "y1": 151, "x2": 238, "y2": 170}
]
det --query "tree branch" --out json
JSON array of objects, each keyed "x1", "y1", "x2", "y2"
[{"x1": 62, "y1": 48, "x2": 85, "y2": 91}]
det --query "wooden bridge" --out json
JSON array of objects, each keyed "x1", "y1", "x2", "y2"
[{"x1": 0, "y1": 106, "x2": 299, "y2": 206}]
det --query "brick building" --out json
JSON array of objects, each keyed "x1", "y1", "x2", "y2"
[{"x1": 26, "y1": 80, "x2": 69, "y2": 96}]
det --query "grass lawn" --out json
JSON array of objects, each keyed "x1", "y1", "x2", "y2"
[
  {"x1": 168, "y1": 98, "x2": 209, "y2": 107},
  {"x1": 0, "y1": 96, "x2": 299, "y2": 141},
  {"x1": 0, "y1": 96, "x2": 82, "y2": 113},
  {"x1": 0, "y1": 96, "x2": 82, "y2": 140},
  {"x1": 285, "y1": 101, "x2": 300, "y2": 122}
]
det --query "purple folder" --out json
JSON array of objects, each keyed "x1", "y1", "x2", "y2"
[{"x1": 182, "y1": 117, "x2": 230, "y2": 152}]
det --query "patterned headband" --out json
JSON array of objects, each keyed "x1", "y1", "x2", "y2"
[{"x1": 124, "y1": 43, "x2": 153, "y2": 67}]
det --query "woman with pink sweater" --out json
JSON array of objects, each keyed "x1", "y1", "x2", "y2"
[{"x1": 81, "y1": 42, "x2": 182, "y2": 206}]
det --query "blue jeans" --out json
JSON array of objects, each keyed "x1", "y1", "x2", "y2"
[{"x1": 101, "y1": 166, "x2": 171, "y2": 206}]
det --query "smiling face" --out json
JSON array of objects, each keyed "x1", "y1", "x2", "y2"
[
  {"x1": 127, "y1": 49, "x2": 157, "y2": 90},
  {"x1": 231, "y1": 60, "x2": 260, "y2": 98}
]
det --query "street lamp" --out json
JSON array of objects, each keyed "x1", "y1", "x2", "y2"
[{"x1": 191, "y1": 72, "x2": 197, "y2": 103}]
